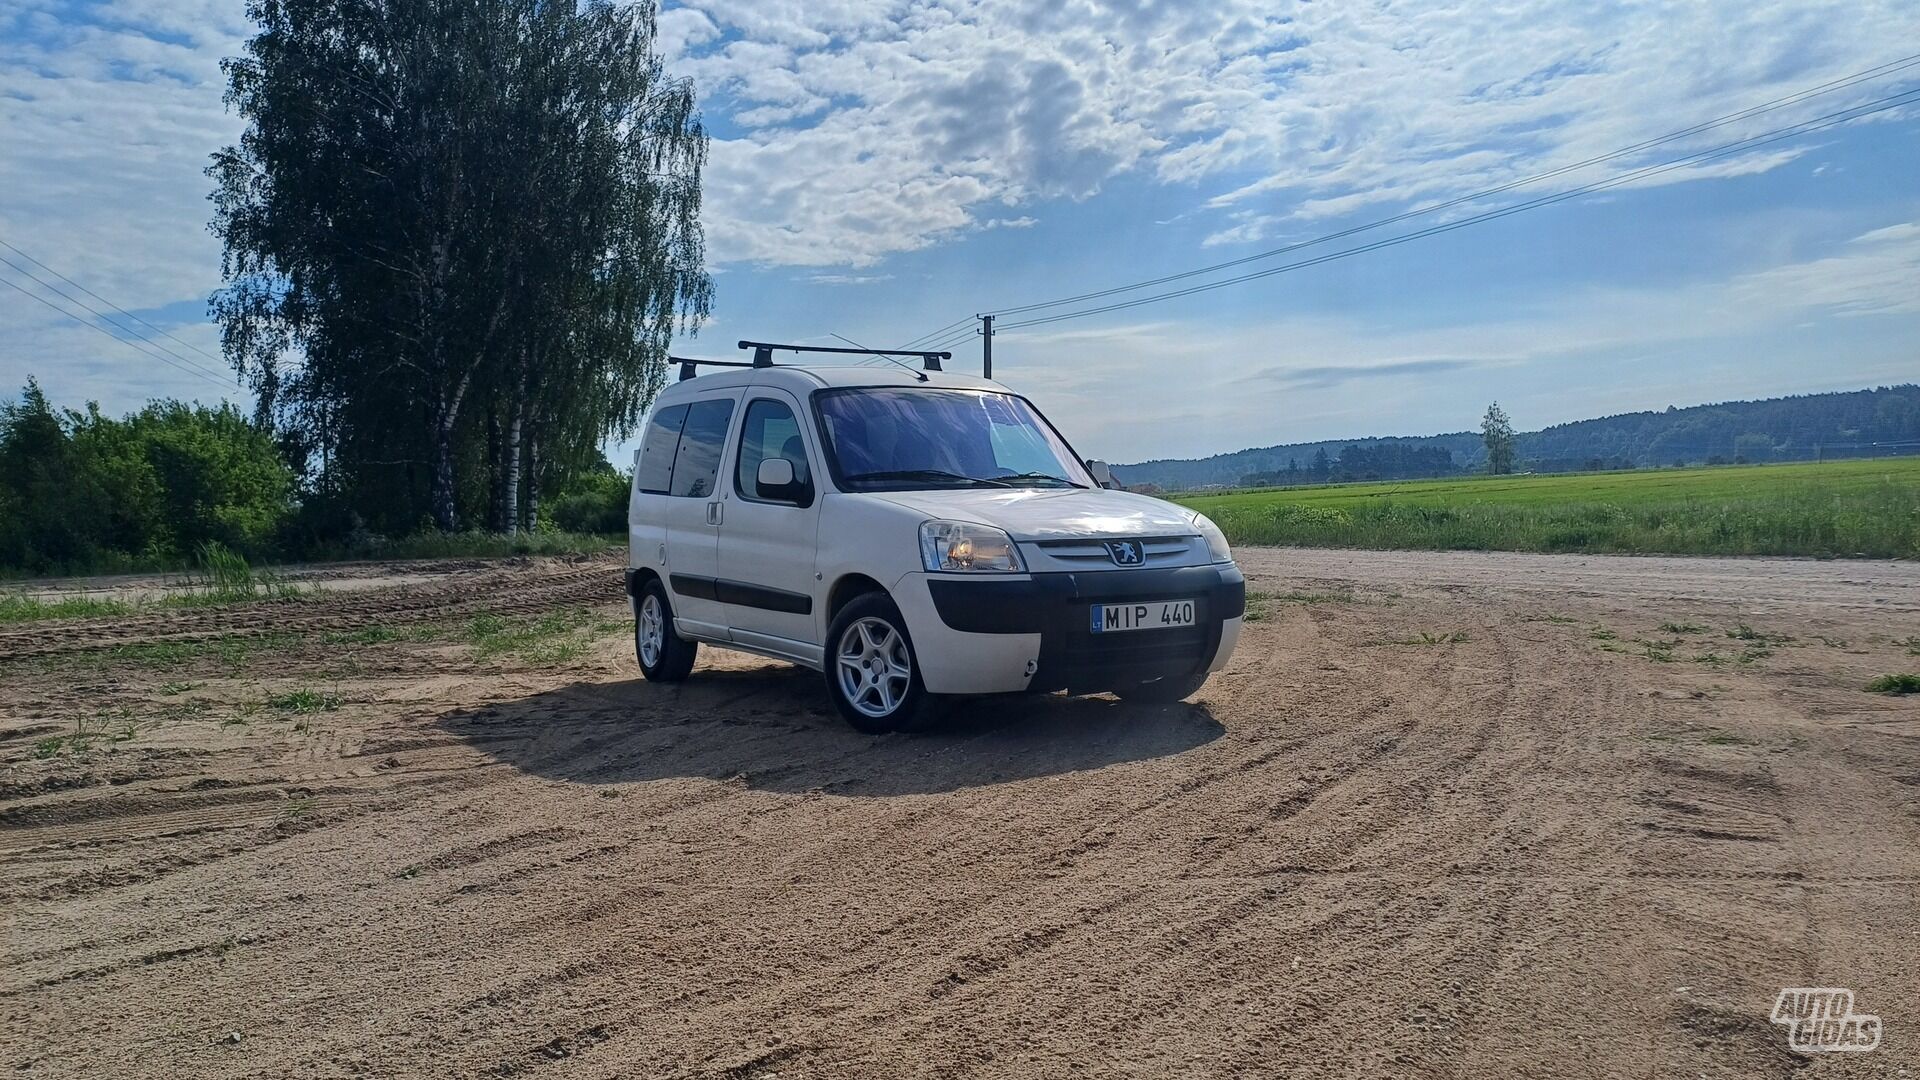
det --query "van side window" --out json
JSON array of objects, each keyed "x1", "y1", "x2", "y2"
[
  {"x1": 734, "y1": 398, "x2": 810, "y2": 502},
  {"x1": 635, "y1": 404, "x2": 688, "y2": 495},
  {"x1": 668, "y1": 398, "x2": 735, "y2": 498}
]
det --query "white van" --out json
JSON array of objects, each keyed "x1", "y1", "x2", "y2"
[{"x1": 626, "y1": 342, "x2": 1243, "y2": 732}]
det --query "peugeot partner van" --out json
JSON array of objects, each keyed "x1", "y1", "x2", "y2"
[{"x1": 626, "y1": 342, "x2": 1244, "y2": 732}]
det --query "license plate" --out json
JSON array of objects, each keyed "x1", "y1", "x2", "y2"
[{"x1": 1090, "y1": 599, "x2": 1197, "y2": 633}]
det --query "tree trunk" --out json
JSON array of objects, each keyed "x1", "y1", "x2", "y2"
[
  {"x1": 486, "y1": 409, "x2": 505, "y2": 532},
  {"x1": 504, "y1": 401, "x2": 523, "y2": 536},
  {"x1": 525, "y1": 429, "x2": 541, "y2": 531},
  {"x1": 430, "y1": 401, "x2": 458, "y2": 532}
]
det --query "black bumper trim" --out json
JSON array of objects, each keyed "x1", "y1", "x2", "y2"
[
  {"x1": 927, "y1": 564, "x2": 1245, "y2": 695},
  {"x1": 927, "y1": 564, "x2": 1244, "y2": 634}
]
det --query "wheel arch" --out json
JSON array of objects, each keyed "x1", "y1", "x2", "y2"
[
  {"x1": 627, "y1": 566, "x2": 663, "y2": 606},
  {"x1": 825, "y1": 573, "x2": 888, "y2": 624}
]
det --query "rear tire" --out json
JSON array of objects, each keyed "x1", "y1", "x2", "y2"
[
  {"x1": 635, "y1": 578, "x2": 698, "y2": 682},
  {"x1": 1113, "y1": 669, "x2": 1209, "y2": 704},
  {"x1": 825, "y1": 593, "x2": 932, "y2": 733}
]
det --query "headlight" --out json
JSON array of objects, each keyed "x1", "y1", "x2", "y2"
[
  {"x1": 1192, "y1": 511, "x2": 1232, "y2": 564},
  {"x1": 920, "y1": 520, "x2": 1025, "y2": 573}
]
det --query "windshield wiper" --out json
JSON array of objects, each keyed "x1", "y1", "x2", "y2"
[
  {"x1": 843, "y1": 469, "x2": 1012, "y2": 488},
  {"x1": 995, "y1": 471, "x2": 1086, "y2": 488}
]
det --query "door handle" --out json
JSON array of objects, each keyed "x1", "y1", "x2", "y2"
[{"x1": 706, "y1": 501, "x2": 723, "y2": 526}]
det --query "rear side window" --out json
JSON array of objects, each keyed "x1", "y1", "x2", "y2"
[
  {"x1": 635, "y1": 404, "x2": 688, "y2": 495},
  {"x1": 668, "y1": 398, "x2": 735, "y2": 498}
]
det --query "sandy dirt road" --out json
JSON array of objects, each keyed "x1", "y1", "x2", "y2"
[{"x1": 3, "y1": 548, "x2": 1917, "y2": 1078}]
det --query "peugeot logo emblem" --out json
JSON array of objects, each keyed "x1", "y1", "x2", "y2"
[{"x1": 1105, "y1": 540, "x2": 1145, "y2": 566}]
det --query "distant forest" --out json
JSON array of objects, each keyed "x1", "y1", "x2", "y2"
[{"x1": 1112, "y1": 384, "x2": 1920, "y2": 491}]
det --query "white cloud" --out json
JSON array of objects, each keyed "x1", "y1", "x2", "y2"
[
  {"x1": 0, "y1": 0, "x2": 250, "y2": 411},
  {"x1": 673, "y1": 0, "x2": 1920, "y2": 267},
  {"x1": 1725, "y1": 220, "x2": 1920, "y2": 317},
  {"x1": 805, "y1": 272, "x2": 894, "y2": 285},
  {"x1": 991, "y1": 219, "x2": 1920, "y2": 459}
]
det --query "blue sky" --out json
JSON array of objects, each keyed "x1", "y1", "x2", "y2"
[{"x1": 3, "y1": 0, "x2": 1918, "y2": 465}]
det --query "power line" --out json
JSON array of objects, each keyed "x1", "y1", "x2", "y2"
[
  {"x1": 0, "y1": 275, "x2": 235, "y2": 390},
  {"x1": 925, "y1": 325, "x2": 973, "y2": 351},
  {"x1": 0, "y1": 253, "x2": 233, "y2": 384},
  {"x1": 926, "y1": 325, "x2": 978, "y2": 354},
  {"x1": 828, "y1": 332, "x2": 929, "y2": 379},
  {"x1": 895, "y1": 315, "x2": 975, "y2": 352},
  {"x1": 0, "y1": 238, "x2": 233, "y2": 374},
  {"x1": 984, "y1": 52, "x2": 1920, "y2": 320},
  {"x1": 995, "y1": 87, "x2": 1920, "y2": 332}
]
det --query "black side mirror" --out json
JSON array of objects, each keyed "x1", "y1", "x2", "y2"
[{"x1": 755, "y1": 457, "x2": 813, "y2": 506}]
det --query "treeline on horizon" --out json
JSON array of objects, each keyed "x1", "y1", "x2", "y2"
[
  {"x1": 0, "y1": 380, "x2": 630, "y2": 576},
  {"x1": 1115, "y1": 384, "x2": 1920, "y2": 491}
]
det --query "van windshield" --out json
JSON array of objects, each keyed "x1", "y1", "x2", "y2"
[{"x1": 815, "y1": 388, "x2": 1094, "y2": 491}]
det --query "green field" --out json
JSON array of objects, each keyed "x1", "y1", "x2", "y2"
[{"x1": 1174, "y1": 457, "x2": 1920, "y2": 559}]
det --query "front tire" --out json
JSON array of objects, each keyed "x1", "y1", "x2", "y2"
[
  {"x1": 1113, "y1": 669, "x2": 1209, "y2": 704},
  {"x1": 635, "y1": 578, "x2": 698, "y2": 682},
  {"x1": 825, "y1": 593, "x2": 931, "y2": 733}
]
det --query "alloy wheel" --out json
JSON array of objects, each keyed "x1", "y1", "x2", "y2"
[
  {"x1": 638, "y1": 593, "x2": 665, "y2": 667},
  {"x1": 836, "y1": 616, "x2": 912, "y2": 719}
]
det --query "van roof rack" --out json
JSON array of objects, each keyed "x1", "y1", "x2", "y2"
[
  {"x1": 670, "y1": 341, "x2": 954, "y2": 382},
  {"x1": 738, "y1": 340, "x2": 949, "y2": 372},
  {"x1": 670, "y1": 356, "x2": 755, "y2": 382}
]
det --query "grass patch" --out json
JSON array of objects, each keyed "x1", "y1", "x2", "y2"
[
  {"x1": 0, "y1": 593, "x2": 135, "y2": 624},
  {"x1": 463, "y1": 607, "x2": 610, "y2": 664},
  {"x1": 320, "y1": 623, "x2": 442, "y2": 647},
  {"x1": 266, "y1": 688, "x2": 341, "y2": 713},
  {"x1": 1177, "y1": 458, "x2": 1920, "y2": 559},
  {"x1": 1243, "y1": 593, "x2": 1271, "y2": 622},
  {"x1": 1658, "y1": 621, "x2": 1706, "y2": 634},
  {"x1": 98, "y1": 632, "x2": 303, "y2": 671},
  {"x1": 0, "y1": 544, "x2": 307, "y2": 625},
  {"x1": 1701, "y1": 730, "x2": 1753, "y2": 746},
  {"x1": 33, "y1": 717, "x2": 108, "y2": 758},
  {"x1": 1638, "y1": 639, "x2": 1678, "y2": 662},
  {"x1": 1727, "y1": 623, "x2": 1794, "y2": 646},
  {"x1": 1867, "y1": 673, "x2": 1920, "y2": 695}
]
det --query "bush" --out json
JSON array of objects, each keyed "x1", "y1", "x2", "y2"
[
  {"x1": 1868, "y1": 674, "x2": 1920, "y2": 695},
  {"x1": 0, "y1": 381, "x2": 293, "y2": 574},
  {"x1": 547, "y1": 466, "x2": 628, "y2": 534}
]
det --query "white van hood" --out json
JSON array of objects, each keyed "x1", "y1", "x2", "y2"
[{"x1": 858, "y1": 487, "x2": 1198, "y2": 541}]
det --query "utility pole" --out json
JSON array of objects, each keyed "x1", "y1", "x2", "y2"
[{"x1": 979, "y1": 313, "x2": 993, "y2": 379}]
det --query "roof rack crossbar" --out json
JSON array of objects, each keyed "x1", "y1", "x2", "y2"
[
  {"x1": 669, "y1": 356, "x2": 756, "y2": 382},
  {"x1": 736, "y1": 340, "x2": 950, "y2": 373}
]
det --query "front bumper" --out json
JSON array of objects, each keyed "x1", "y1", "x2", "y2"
[{"x1": 920, "y1": 563, "x2": 1244, "y2": 695}]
